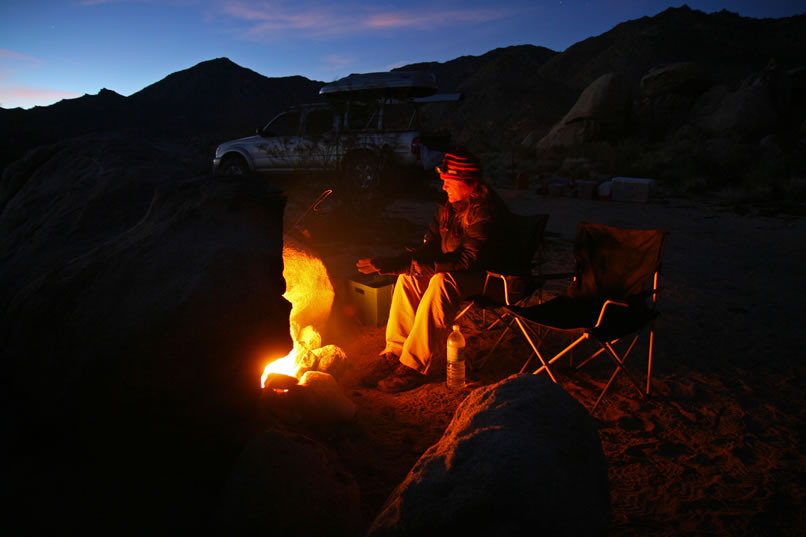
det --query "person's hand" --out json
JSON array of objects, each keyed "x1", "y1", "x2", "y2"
[
  {"x1": 410, "y1": 258, "x2": 434, "y2": 277},
  {"x1": 356, "y1": 258, "x2": 380, "y2": 274}
]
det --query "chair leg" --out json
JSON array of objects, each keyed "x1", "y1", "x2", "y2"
[
  {"x1": 512, "y1": 317, "x2": 557, "y2": 383},
  {"x1": 602, "y1": 339, "x2": 645, "y2": 397},
  {"x1": 591, "y1": 364, "x2": 621, "y2": 413},
  {"x1": 484, "y1": 309, "x2": 509, "y2": 331},
  {"x1": 530, "y1": 332, "x2": 588, "y2": 376},
  {"x1": 646, "y1": 321, "x2": 655, "y2": 396},
  {"x1": 472, "y1": 318, "x2": 515, "y2": 371},
  {"x1": 575, "y1": 346, "x2": 606, "y2": 370}
]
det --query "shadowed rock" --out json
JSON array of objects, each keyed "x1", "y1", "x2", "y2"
[
  {"x1": 537, "y1": 72, "x2": 631, "y2": 152},
  {"x1": 217, "y1": 429, "x2": 361, "y2": 537},
  {"x1": 1, "y1": 135, "x2": 291, "y2": 530},
  {"x1": 367, "y1": 373, "x2": 611, "y2": 537}
]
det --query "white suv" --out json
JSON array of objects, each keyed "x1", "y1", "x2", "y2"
[{"x1": 212, "y1": 71, "x2": 456, "y2": 193}]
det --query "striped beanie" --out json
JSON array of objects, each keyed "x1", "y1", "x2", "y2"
[{"x1": 436, "y1": 148, "x2": 482, "y2": 183}]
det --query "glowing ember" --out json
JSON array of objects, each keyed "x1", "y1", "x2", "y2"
[
  {"x1": 260, "y1": 347, "x2": 298, "y2": 386},
  {"x1": 261, "y1": 245, "x2": 334, "y2": 387}
]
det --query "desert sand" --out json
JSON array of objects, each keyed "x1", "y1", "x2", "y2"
[{"x1": 274, "y1": 175, "x2": 805, "y2": 536}]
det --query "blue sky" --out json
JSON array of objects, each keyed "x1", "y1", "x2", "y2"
[{"x1": 1, "y1": 0, "x2": 804, "y2": 109}]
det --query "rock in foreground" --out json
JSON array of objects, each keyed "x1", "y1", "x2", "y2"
[
  {"x1": 367, "y1": 373, "x2": 611, "y2": 537},
  {"x1": 217, "y1": 429, "x2": 362, "y2": 537}
]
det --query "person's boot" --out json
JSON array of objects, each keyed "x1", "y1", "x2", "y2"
[
  {"x1": 377, "y1": 363, "x2": 428, "y2": 393},
  {"x1": 360, "y1": 353, "x2": 400, "y2": 387}
]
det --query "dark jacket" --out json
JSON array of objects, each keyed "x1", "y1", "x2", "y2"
[{"x1": 373, "y1": 186, "x2": 513, "y2": 276}]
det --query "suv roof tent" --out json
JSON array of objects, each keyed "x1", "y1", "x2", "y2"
[
  {"x1": 319, "y1": 71, "x2": 438, "y2": 100},
  {"x1": 412, "y1": 92, "x2": 463, "y2": 103}
]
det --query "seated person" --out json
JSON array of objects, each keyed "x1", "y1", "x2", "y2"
[{"x1": 356, "y1": 148, "x2": 512, "y2": 393}]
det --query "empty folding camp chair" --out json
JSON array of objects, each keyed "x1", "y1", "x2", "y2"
[
  {"x1": 503, "y1": 222, "x2": 668, "y2": 413},
  {"x1": 454, "y1": 212, "x2": 550, "y2": 370}
]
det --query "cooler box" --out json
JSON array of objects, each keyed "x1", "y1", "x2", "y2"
[
  {"x1": 347, "y1": 275, "x2": 396, "y2": 327},
  {"x1": 611, "y1": 177, "x2": 656, "y2": 203}
]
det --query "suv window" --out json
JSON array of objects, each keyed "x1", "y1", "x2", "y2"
[
  {"x1": 266, "y1": 111, "x2": 301, "y2": 136},
  {"x1": 346, "y1": 102, "x2": 372, "y2": 130},
  {"x1": 383, "y1": 102, "x2": 416, "y2": 130},
  {"x1": 305, "y1": 109, "x2": 333, "y2": 136}
]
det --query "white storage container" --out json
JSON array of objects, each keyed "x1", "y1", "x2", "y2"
[
  {"x1": 347, "y1": 276, "x2": 396, "y2": 327},
  {"x1": 611, "y1": 177, "x2": 656, "y2": 203}
]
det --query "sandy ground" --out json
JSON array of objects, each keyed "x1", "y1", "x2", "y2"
[{"x1": 274, "y1": 175, "x2": 806, "y2": 536}]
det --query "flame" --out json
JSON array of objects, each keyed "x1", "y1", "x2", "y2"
[
  {"x1": 260, "y1": 347, "x2": 298, "y2": 387},
  {"x1": 261, "y1": 245, "x2": 334, "y2": 387}
]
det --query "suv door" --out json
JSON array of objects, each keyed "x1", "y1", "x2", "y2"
[
  {"x1": 297, "y1": 108, "x2": 338, "y2": 170},
  {"x1": 254, "y1": 110, "x2": 302, "y2": 170}
]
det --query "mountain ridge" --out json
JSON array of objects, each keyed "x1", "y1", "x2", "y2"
[{"x1": 2, "y1": 6, "x2": 804, "y2": 171}]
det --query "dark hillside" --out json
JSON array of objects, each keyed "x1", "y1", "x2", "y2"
[
  {"x1": 0, "y1": 89, "x2": 130, "y2": 172},
  {"x1": 2, "y1": 6, "x2": 804, "y2": 175},
  {"x1": 129, "y1": 57, "x2": 323, "y2": 133},
  {"x1": 0, "y1": 58, "x2": 324, "y2": 172},
  {"x1": 540, "y1": 6, "x2": 806, "y2": 92},
  {"x1": 399, "y1": 45, "x2": 570, "y2": 149},
  {"x1": 400, "y1": 44, "x2": 558, "y2": 93}
]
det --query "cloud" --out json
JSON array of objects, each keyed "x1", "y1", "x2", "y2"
[
  {"x1": 0, "y1": 87, "x2": 81, "y2": 109},
  {"x1": 0, "y1": 49, "x2": 43, "y2": 63},
  {"x1": 365, "y1": 9, "x2": 507, "y2": 29},
  {"x1": 217, "y1": 1, "x2": 514, "y2": 40},
  {"x1": 319, "y1": 54, "x2": 358, "y2": 72},
  {"x1": 0, "y1": 50, "x2": 44, "y2": 85},
  {"x1": 219, "y1": 1, "x2": 352, "y2": 37},
  {"x1": 77, "y1": 0, "x2": 204, "y2": 7}
]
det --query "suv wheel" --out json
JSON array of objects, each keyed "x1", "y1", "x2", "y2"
[
  {"x1": 219, "y1": 155, "x2": 249, "y2": 176},
  {"x1": 343, "y1": 153, "x2": 381, "y2": 196}
]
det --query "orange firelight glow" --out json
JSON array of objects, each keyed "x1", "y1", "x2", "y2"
[{"x1": 261, "y1": 245, "x2": 334, "y2": 387}]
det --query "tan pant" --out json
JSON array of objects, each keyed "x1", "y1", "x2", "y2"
[{"x1": 383, "y1": 272, "x2": 486, "y2": 376}]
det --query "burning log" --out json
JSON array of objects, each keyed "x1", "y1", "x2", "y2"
[
  {"x1": 299, "y1": 371, "x2": 356, "y2": 422},
  {"x1": 260, "y1": 370, "x2": 355, "y2": 425}
]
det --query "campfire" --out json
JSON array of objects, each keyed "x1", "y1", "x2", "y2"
[
  {"x1": 257, "y1": 244, "x2": 355, "y2": 423},
  {"x1": 261, "y1": 245, "x2": 335, "y2": 386}
]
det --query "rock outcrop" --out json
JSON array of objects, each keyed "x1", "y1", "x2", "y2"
[
  {"x1": 217, "y1": 429, "x2": 362, "y2": 536},
  {"x1": 537, "y1": 72, "x2": 631, "y2": 152},
  {"x1": 696, "y1": 63, "x2": 793, "y2": 140},
  {"x1": 1, "y1": 133, "x2": 291, "y2": 531},
  {"x1": 367, "y1": 373, "x2": 611, "y2": 537}
]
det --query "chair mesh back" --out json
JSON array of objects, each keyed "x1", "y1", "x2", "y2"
[
  {"x1": 506, "y1": 213, "x2": 549, "y2": 273},
  {"x1": 567, "y1": 222, "x2": 667, "y2": 299}
]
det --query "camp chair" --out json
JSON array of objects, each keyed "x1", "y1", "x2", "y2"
[
  {"x1": 454, "y1": 212, "x2": 551, "y2": 370},
  {"x1": 503, "y1": 222, "x2": 668, "y2": 413}
]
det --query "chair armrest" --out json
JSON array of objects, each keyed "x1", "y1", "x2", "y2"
[
  {"x1": 594, "y1": 288, "x2": 663, "y2": 328},
  {"x1": 595, "y1": 299, "x2": 630, "y2": 328},
  {"x1": 483, "y1": 272, "x2": 511, "y2": 304}
]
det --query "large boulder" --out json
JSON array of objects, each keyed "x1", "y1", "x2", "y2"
[
  {"x1": 633, "y1": 62, "x2": 712, "y2": 139},
  {"x1": 639, "y1": 62, "x2": 710, "y2": 98},
  {"x1": 216, "y1": 429, "x2": 362, "y2": 537},
  {"x1": 1, "y1": 134, "x2": 291, "y2": 531},
  {"x1": 696, "y1": 64, "x2": 792, "y2": 139},
  {"x1": 537, "y1": 72, "x2": 631, "y2": 152},
  {"x1": 367, "y1": 373, "x2": 611, "y2": 537}
]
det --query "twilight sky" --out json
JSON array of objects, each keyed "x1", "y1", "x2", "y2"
[{"x1": 1, "y1": 0, "x2": 804, "y2": 110}]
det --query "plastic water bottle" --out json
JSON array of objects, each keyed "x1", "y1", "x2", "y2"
[{"x1": 446, "y1": 324, "x2": 466, "y2": 390}]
